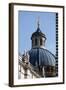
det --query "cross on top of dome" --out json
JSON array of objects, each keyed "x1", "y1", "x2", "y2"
[
  {"x1": 37, "y1": 17, "x2": 40, "y2": 28},
  {"x1": 37, "y1": 17, "x2": 41, "y2": 32}
]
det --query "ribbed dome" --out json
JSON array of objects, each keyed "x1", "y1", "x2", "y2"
[{"x1": 29, "y1": 48, "x2": 56, "y2": 67}]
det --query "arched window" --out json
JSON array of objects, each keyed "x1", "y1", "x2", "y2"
[
  {"x1": 40, "y1": 38, "x2": 43, "y2": 45},
  {"x1": 35, "y1": 38, "x2": 37, "y2": 45}
]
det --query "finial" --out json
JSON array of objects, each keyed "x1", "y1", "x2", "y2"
[
  {"x1": 37, "y1": 16, "x2": 40, "y2": 28},
  {"x1": 36, "y1": 17, "x2": 41, "y2": 32}
]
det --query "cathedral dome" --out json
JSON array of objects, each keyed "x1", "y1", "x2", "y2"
[
  {"x1": 29, "y1": 48, "x2": 55, "y2": 67},
  {"x1": 28, "y1": 19, "x2": 56, "y2": 77}
]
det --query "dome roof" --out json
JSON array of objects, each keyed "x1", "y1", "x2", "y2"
[
  {"x1": 31, "y1": 28, "x2": 46, "y2": 40},
  {"x1": 29, "y1": 48, "x2": 56, "y2": 67}
]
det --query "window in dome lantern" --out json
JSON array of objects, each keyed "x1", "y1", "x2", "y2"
[
  {"x1": 40, "y1": 38, "x2": 43, "y2": 45},
  {"x1": 35, "y1": 38, "x2": 38, "y2": 45}
]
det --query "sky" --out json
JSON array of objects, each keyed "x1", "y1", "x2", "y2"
[{"x1": 18, "y1": 11, "x2": 56, "y2": 55}]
